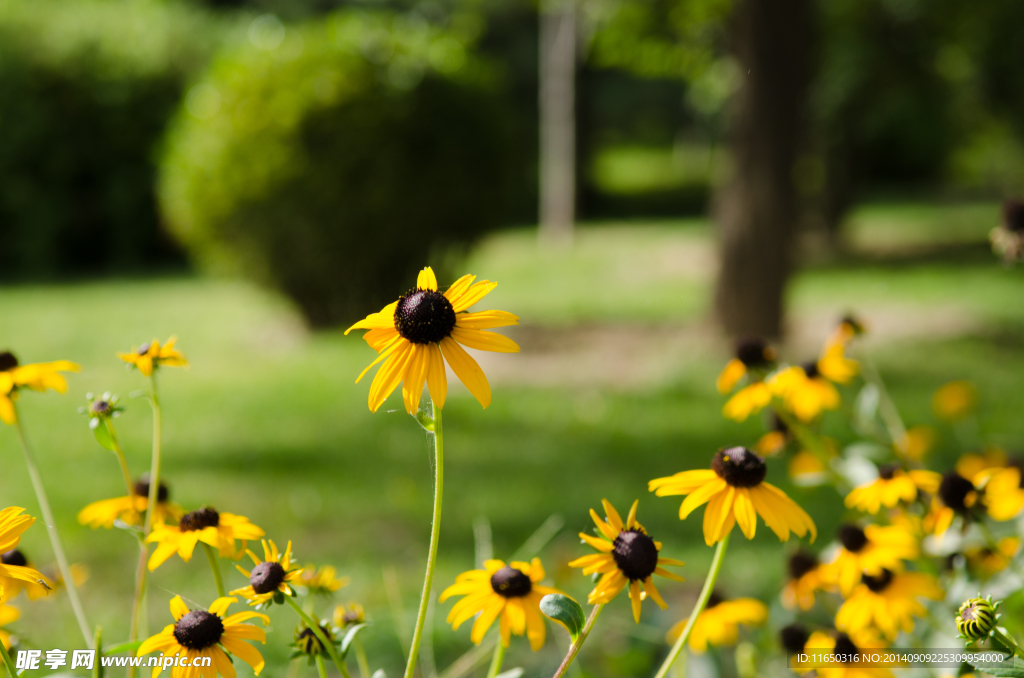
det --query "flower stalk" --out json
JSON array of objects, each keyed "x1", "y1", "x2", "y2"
[
  {"x1": 485, "y1": 639, "x2": 506, "y2": 678},
  {"x1": 203, "y1": 543, "x2": 225, "y2": 597},
  {"x1": 550, "y1": 603, "x2": 603, "y2": 678}
]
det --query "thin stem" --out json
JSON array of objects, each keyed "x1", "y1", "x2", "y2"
[
  {"x1": 0, "y1": 637, "x2": 18, "y2": 678},
  {"x1": 652, "y1": 531, "x2": 731, "y2": 678},
  {"x1": 106, "y1": 422, "x2": 137, "y2": 520},
  {"x1": 485, "y1": 639, "x2": 506, "y2": 678},
  {"x1": 991, "y1": 627, "x2": 1024, "y2": 660},
  {"x1": 316, "y1": 655, "x2": 330, "y2": 678},
  {"x1": 128, "y1": 544, "x2": 148, "y2": 678},
  {"x1": 285, "y1": 596, "x2": 352, "y2": 678},
  {"x1": 353, "y1": 638, "x2": 371, "y2": 678},
  {"x1": 13, "y1": 411, "x2": 92, "y2": 647},
  {"x1": 203, "y1": 543, "x2": 225, "y2": 597},
  {"x1": 859, "y1": 354, "x2": 908, "y2": 452},
  {"x1": 404, "y1": 403, "x2": 444, "y2": 678},
  {"x1": 550, "y1": 603, "x2": 603, "y2": 678}
]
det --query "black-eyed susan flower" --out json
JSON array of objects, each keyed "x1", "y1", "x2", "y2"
[
  {"x1": 118, "y1": 337, "x2": 187, "y2": 377},
  {"x1": 780, "y1": 623, "x2": 810, "y2": 656},
  {"x1": 768, "y1": 363, "x2": 841, "y2": 422},
  {"x1": 666, "y1": 592, "x2": 767, "y2": 653},
  {"x1": 346, "y1": 267, "x2": 519, "y2": 415},
  {"x1": 334, "y1": 602, "x2": 365, "y2": 628},
  {"x1": 894, "y1": 425, "x2": 935, "y2": 461},
  {"x1": 717, "y1": 338, "x2": 776, "y2": 394},
  {"x1": 292, "y1": 619, "x2": 338, "y2": 660},
  {"x1": 826, "y1": 315, "x2": 868, "y2": 350},
  {"x1": 835, "y1": 569, "x2": 942, "y2": 640},
  {"x1": 0, "y1": 508, "x2": 52, "y2": 598},
  {"x1": 844, "y1": 465, "x2": 940, "y2": 515},
  {"x1": 567, "y1": 500, "x2": 684, "y2": 623},
  {"x1": 803, "y1": 630, "x2": 892, "y2": 678},
  {"x1": 782, "y1": 551, "x2": 829, "y2": 611},
  {"x1": 974, "y1": 466, "x2": 1024, "y2": 521},
  {"x1": 924, "y1": 471, "x2": 979, "y2": 536},
  {"x1": 964, "y1": 537, "x2": 1021, "y2": 578},
  {"x1": 440, "y1": 558, "x2": 558, "y2": 650},
  {"x1": 0, "y1": 549, "x2": 53, "y2": 600},
  {"x1": 755, "y1": 414, "x2": 790, "y2": 456},
  {"x1": 147, "y1": 507, "x2": 264, "y2": 571},
  {"x1": 0, "y1": 352, "x2": 79, "y2": 425},
  {"x1": 817, "y1": 342, "x2": 859, "y2": 384},
  {"x1": 297, "y1": 564, "x2": 350, "y2": 597},
  {"x1": 231, "y1": 540, "x2": 303, "y2": 607},
  {"x1": 956, "y1": 596, "x2": 997, "y2": 642},
  {"x1": 650, "y1": 447, "x2": 817, "y2": 546},
  {"x1": 956, "y1": 448, "x2": 1008, "y2": 479},
  {"x1": 80, "y1": 391, "x2": 123, "y2": 424},
  {"x1": 137, "y1": 595, "x2": 268, "y2": 677},
  {"x1": 933, "y1": 381, "x2": 976, "y2": 422},
  {"x1": 819, "y1": 524, "x2": 918, "y2": 596},
  {"x1": 78, "y1": 477, "x2": 182, "y2": 529}
]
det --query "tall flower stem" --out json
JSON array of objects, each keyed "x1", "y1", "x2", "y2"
[
  {"x1": 404, "y1": 402, "x2": 444, "y2": 678},
  {"x1": 13, "y1": 411, "x2": 92, "y2": 647},
  {"x1": 316, "y1": 655, "x2": 330, "y2": 678},
  {"x1": 353, "y1": 638, "x2": 371, "y2": 678},
  {"x1": 858, "y1": 354, "x2": 908, "y2": 451},
  {"x1": 106, "y1": 423, "x2": 136, "y2": 520},
  {"x1": 202, "y1": 543, "x2": 225, "y2": 597},
  {"x1": 550, "y1": 603, "x2": 603, "y2": 678},
  {"x1": 652, "y1": 531, "x2": 731, "y2": 678},
  {"x1": 285, "y1": 596, "x2": 351, "y2": 678},
  {"x1": 485, "y1": 639, "x2": 506, "y2": 678}
]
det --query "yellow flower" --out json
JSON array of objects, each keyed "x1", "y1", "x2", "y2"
[
  {"x1": 956, "y1": 448, "x2": 1008, "y2": 479},
  {"x1": 147, "y1": 507, "x2": 264, "y2": 571},
  {"x1": 666, "y1": 593, "x2": 767, "y2": 653},
  {"x1": 0, "y1": 549, "x2": 54, "y2": 601},
  {"x1": 756, "y1": 431, "x2": 788, "y2": 456},
  {"x1": 230, "y1": 540, "x2": 304, "y2": 606},
  {"x1": 924, "y1": 471, "x2": 983, "y2": 536},
  {"x1": 439, "y1": 558, "x2": 559, "y2": 650},
  {"x1": 788, "y1": 449, "x2": 834, "y2": 486},
  {"x1": 964, "y1": 537, "x2": 1021, "y2": 578},
  {"x1": 974, "y1": 467, "x2": 1024, "y2": 521},
  {"x1": 0, "y1": 603, "x2": 18, "y2": 649},
  {"x1": 334, "y1": 602, "x2": 365, "y2": 628},
  {"x1": 293, "y1": 619, "x2": 336, "y2": 658},
  {"x1": 894, "y1": 426, "x2": 935, "y2": 461},
  {"x1": 137, "y1": 595, "x2": 268, "y2": 677},
  {"x1": 826, "y1": 315, "x2": 868, "y2": 350},
  {"x1": 568, "y1": 499, "x2": 684, "y2": 622},
  {"x1": 835, "y1": 570, "x2": 942, "y2": 640},
  {"x1": 297, "y1": 564, "x2": 350, "y2": 596},
  {"x1": 118, "y1": 337, "x2": 188, "y2": 377},
  {"x1": 768, "y1": 365, "x2": 840, "y2": 422},
  {"x1": 0, "y1": 352, "x2": 79, "y2": 425},
  {"x1": 0, "y1": 508, "x2": 53, "y2": 599},
  {"x1": 817, "y1": 342, "x2": 859, "y2": 384},
  {"x1": 819, "y1": 524, "x2": 918, "y2": 596},
  {"x1": 346, "y1": 267, "x2": 519, "y2": 414},
  {"x1": 77, "y1": 477, "x2": 183, "y2": 529},
  {"x1": 650, "y1": 447, "x2": 817, "y2": 546},
  {"x1": 782, "y1": 551, "x2": 830, "y2": 611},
  {"x1": 802, "y1": 630, "x2": 893, "y2": 678},
  {"x1": 722, "y1": 382, "x2": 772, "y2": 421},
  {"x1": 844, "y1": 466, "x2": 940, "y2": 514},
  {"x1": 933, "y1": 380, "x2": 976, "y2": 421},
  {"x1": 716, "y1": 338, "x2": 776, "y2": 394}
]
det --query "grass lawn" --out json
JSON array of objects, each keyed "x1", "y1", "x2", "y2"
[{"x1": 1, "y1": 202, "x2": 1022, "y2": 677}]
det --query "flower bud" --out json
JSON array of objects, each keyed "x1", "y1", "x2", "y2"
[{"x1": 957, "y1": 596, "x2": 998, "y2": 641}]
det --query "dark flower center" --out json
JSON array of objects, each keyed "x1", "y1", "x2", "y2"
[
  {"x1": 780, "y1": 624, "x2": 809, "y2": 655},
  {"x1": 838, "y1": 524, "x2": 868, "y2": 553},
  {"x1": 861, "y1": 569, "x2": 893, "y2": 593},
  {"x1": 771, "y1": 413, "x2": 789, "y2": 434},
  {"x1": 612, "y1": 529, "x2": 659, "y2": 581},
  {"x1": 394, "y1": 289, "x2": 456, "y2": 344},
  {"x1": 802, "y1": 361, "x2": 821, "y2": 380},
  {"x1": 136, "y1": 343, "x2": 151, "y2": 356},
  {"x1": 1004, "y1": 199, "x2": 1024, "y2": 233},
  {"x1": 833, "y1": 633, "x2": 859, "y2": 661},
  {"x1": 1, "y1": 549, "x2": 27, "y2": 567},
  {"x1": 0, "y1": 352, "x2": 18, "y2": 372},
  {"x1": 877, "y1": 464, "x2": 899, "y2": 481},
  {"x1": 735, "y1": 338, "x2": 774, "y2": 368},
  {"x1": 712, "y1": 447, "x2": 767, "y2": 487},
  {"x1": 489, "y1": 566, "x2": 532, "y2": 598},
  {"x1": 134, "y1": 477, "x2": 169, "y2": 503},
  {"x1": 251, "y1": 561, "x2": 287, "y2": 594},
  {"x1": 939, "y1": 472, "x2": 974, "y2": 512},
  {"x1": 173, "y1": 610, "x2": 224, "y2": 650},
  {"x1": 788, "y1": 551, "x2": 818, "y2": 580},
  {"x1": 180, "y1": 507, "x2": 220, "y2": 532},
  {"x1": 296, "y1": 625, "x2": 332, "y2": 653}
]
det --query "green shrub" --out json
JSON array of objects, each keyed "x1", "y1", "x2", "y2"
[
  {"x1": 0, "y1": 0, "x2": 227, "y2": 278},
  {"x1": 159, "y1": 11, "x2": 524, "y2": 327}
]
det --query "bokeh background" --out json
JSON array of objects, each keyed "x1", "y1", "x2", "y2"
[{"x1": 2, "y1": 0, "x2": 1024, "y2": 676}]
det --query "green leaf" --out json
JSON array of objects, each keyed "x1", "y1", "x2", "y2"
[
  {"x1": 339, "y1": 623, "x2": 367, "y2": 657},
  {"x1": 540, "y1": 594, "x2": 585, "y2": 642},
  {"x1": 102, "y1": 640, "x2": 143, "y2": 655},
  {"x1": 91, "y1": 419, "x2": 117, "y2": 452},
  {"x1": 967, "y1": 667, "x2": 1024, "y2": 677}
]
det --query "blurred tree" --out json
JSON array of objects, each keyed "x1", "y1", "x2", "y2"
[{"x1": 539, "y1": 0, "x2": 577, "y2": 246}]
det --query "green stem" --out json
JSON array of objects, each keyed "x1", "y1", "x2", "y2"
[
  {"x1": 203, "y1": 543, "x2": 225, "y2": 597},
  {"x1": 0, "y1": 638, "x2": 18, "y2": 678},
  {"x1": 991, "y1": 627, "x2": 1024, "y2": 660},
  {"x1": 285, "y1": 596, "x2": 351, "y2": 678},
  {"x1": 859, "y1": 354, "x2": 908, "y2": 452},
  {"x1": 106, "y1": 423, "x2": 137, "y2": 519},
  {"x1": 316, "y1": 655, "x2": 329, "y2": 678},
  {"x1": 353, "y1": 638, "x2": 371, "y2": 678},
  {"x1": 404, "y1": 403, "x2": 444, "y2": 678},
  {"x1": 652, "y1": 531, "x2": 731, "y2": 678},
  {"x1": 13, "y1": 411, "x2": 92, "y2": 647},
  {"x1": 128, "y1": 544, "x2": 148, "y2": 678},
  {"x1": 550, "y1": 603, "x2": 603, "y2": 678},
  {"x1": 485, "y1": 639, "x2": 506, "y2": 678}
]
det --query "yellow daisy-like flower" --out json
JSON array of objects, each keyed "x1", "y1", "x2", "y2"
[
  {"x1": 844, "y1": 466, "x2": 940, "y2": 514},
  {"x1": 230, "y1": 540, "x2": 303, "y2": 606},
  {"x1": 346, "y1": 267, "x2": 519, "y2": 415},
  {"x1": 788, "y1": 448, "x2": 835, "y2": 486},
  {"x1": 956, "y1": 448, "x2": 1008, "y2": 479},
  {"x1": 0, "y1": 352, "x2": 79, "y2": 425},
  {"x1": 974, "y1": 466, "x2": 1024, "y2": 521},
  {"x1": 933, "y1": 380, "x2": 976, "y2": 421},
  {"x1": 826, "y1": 315, "x2": 868, "y2": 350},
  {"x1": 439, "y1": 558, "x2": 559, "y2": 650},
  {"x1": 768, "y1": 364, "x2": 841, "y2": 422},
  {"x1": 0, "y1": 548, "x2": 54, "y2": 601},
  {"x1": 818, "y1": 342, "x2": 859, "y2": 384},
  {"x1": 802, "y1": 630, "x2": 893, "y2": 678},
  {"x1": 293, "y1": 619, "x2": 336, "y2": 658},
  {"x1": 0, "y1": 603, "x2": 18, "y2": 649},
  {"x1": 650, "y1": 447, "x2": 817, "y2": 546},
  {"x1": 819, "y1": 524, "x2": 918, "y2": 596},
  {"x1": 782, "y1": 551, "x2": 829, "y2": 611},
  {"x1": 118, "y1": 337, "x2": 188, "y2": 377},
  {"x1": 964, "y1": 537, "x2": 1021, "y2": 578},
  {"x1": 722, "y1": 382, "x2": 773, "y2": 421},
  {"x1": 147, "y1": 507, "x2": 265, "y2": 571},
  {"x1": 716, "y1": 338, "x2": 776, "y2": 394},
  {"x1": 666, "y1": 592, "x2": 767, "y2": 653},
  {"x1": 297, "y1": 564, "x2": 350, "y2": 596},
  {"x1": 334, "y1": 602, "x2": 365, "y2": 628},
  {"x1": 924, "y1": 471, "x2": 980, "y2": 536},
  {"x1": 567, "y1": 499, "x2": 684, "y2": 623},
  {"x1": 78, "y1": 477, "x2": 183, "y2": 529},
  {"x1": 835, "y1": 569, "x2": 942, "y2": 640},
  {"x1": 0, "y1": 508, "x2": 53, "y2": 599},
  {"x1": 137, "y1": 595, "x2": 268, "y2": 678}
]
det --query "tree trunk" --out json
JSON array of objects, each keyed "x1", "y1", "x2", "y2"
[
  {"x1": 538, "y1": 0, "x2": 576, "y2": 246},
  {"x1": 713, "y1": 0, "x2": 814, "y2": 339}
]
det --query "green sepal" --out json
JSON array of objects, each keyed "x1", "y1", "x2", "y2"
[
  {"x1": 540, "y1": 594, "x2": 586, "y2": 642},
  {"x1": 91, "y1": 418, "x2": 117, "y2": 452},
  {"x1": 273, "y1": 591, "x2": 285, "y2": 605},
  {"x1": 340, "y1": 623, "x2": 367, "y2": 657}
]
